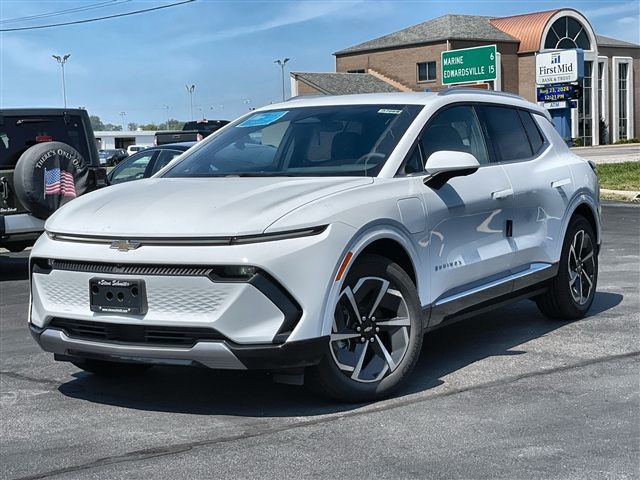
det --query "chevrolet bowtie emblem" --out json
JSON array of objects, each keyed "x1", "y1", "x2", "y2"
[{"x1": 110, "y1": 240, "x2": 141, "y2": 252}]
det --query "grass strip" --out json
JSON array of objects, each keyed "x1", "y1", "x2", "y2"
[{"x1": 597, "y1": 162, "x2": 640, "y2": 191}]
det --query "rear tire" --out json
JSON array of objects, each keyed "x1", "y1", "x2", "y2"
[
  {"x1": 536, "y1": 215, "x2": 598, "y2": 320},
  {"x1": 72, "y1": 359, "x2": 152, "y2": 376},
  {"x1": 306, "y1": 254, "x2": 423, "y2": 402}
]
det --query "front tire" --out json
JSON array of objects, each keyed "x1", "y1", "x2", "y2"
[
  {"x1": 306, "y1": 254, "x2": 423, "y2": 402},
  {"x1": 536, "y1": 215, "x2": 598, "y2": 320}
]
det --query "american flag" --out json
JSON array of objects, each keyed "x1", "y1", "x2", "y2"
[{"x1": 44, "y1": 168, "x2": 76, "y2": 197}]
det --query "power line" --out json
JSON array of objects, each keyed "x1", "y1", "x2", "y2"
[
  {"x1": 0, "y1": 0, "x2": 195, "y2": 32},
  {"x1": 0, "y1": 0, "x2": 130, "y2": 25}
]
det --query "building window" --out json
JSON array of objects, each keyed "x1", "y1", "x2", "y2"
[
  {"x1": 417, "y1": 62, "x2": 436, "y2": 82},
  {"x1": 618, "y1": 62, "x2": 628, "y2": 140},
  {"x1": 578, "y1": 61, "x2": 593, "y2": 146},
  {"x1": 347, "y1": 69, "x2": 365, "y2": 73},
  {"x1": 544, "y1": 16, "x2": 591, "y2": 50},
  {"x1": 613, "y1": 57, "x2": 633, "y2": 143}
]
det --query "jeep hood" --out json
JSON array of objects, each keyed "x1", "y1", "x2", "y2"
[{"x1": 46, "y1": 177, "x2": 372, "y2": 237}]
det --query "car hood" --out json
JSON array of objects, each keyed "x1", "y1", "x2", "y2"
[{"x1": 46, "y1": 177, "x2": 373, "y2": 237}]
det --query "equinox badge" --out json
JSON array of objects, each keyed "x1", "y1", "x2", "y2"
[{"x1": 110, "y1": 240, "x2": 141, "y2": 252}]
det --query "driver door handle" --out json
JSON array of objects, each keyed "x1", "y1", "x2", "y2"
[{"x1": 491, "y1": 188, "x2": 513, "y2": 200}]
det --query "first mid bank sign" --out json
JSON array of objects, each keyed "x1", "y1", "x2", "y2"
[{"x1": 535, "y1": 49, "x2": 584, "y2": 85}]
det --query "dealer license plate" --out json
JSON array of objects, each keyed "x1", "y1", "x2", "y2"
[{"x1": 89, "y1": 278, "x2": 147, "y2": 315}]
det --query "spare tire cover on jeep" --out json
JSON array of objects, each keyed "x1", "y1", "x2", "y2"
[{"x1": 13, "y1": 141, "x2": 91, "y2": 220}]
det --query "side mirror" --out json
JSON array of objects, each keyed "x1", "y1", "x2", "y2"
[{"x1": 424, "y1": 151, "x2": 480, "y2": 189}]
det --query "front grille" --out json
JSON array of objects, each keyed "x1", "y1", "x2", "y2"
[
  {"x1": 49, "y1": 318, "x2": 225, "y2": 347},
  {"x1": 51, "y1": 261, "x2": 213, "y2": 277}
]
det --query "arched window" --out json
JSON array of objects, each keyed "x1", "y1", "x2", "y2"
[{"x1": 544, "y1": 17, "x2": 591, "y2": 50}]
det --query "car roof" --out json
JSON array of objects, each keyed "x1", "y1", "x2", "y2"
[
  {"x1": 260, "y1": 90, "x2": 547, "y2": 116},
  {"x1": 135, "y1": 142, "x2": 195, "y2": 153}
]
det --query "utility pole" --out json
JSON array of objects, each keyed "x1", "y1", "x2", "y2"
[
  {"x1": 185, "y1": 84, "x2": 195, "y2": 120},
  {"x1": 52, "y1": 54, "x2": 71, "y2": 107},
  {"x1": 274, "y1": 58, "x2": 290, "y2": 102},
  {"x1": 163, "y1": 104, "x2": 170, "y2": 129}
]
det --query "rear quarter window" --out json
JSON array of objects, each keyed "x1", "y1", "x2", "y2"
[{"x1": 518, "y1": 110, "x2": 545, "y2": 154}]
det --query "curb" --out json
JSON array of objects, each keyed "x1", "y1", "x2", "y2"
[{"x1": 600, "y1": 188, "x2": 640, "y2": 200}]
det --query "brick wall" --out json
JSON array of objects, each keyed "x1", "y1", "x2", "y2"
[
  {"x1": 518, "y1": 54, "x2": 537, "y2": 103},
  {"x1": 296, "y1": 81, "x2": 325, "y2": 95},
  {"x1": 336, "y1": 43, "x2": 449, "y2": 92},
  {"x1": 336, "y1": 40, "x2": 520, "y2": 93}
]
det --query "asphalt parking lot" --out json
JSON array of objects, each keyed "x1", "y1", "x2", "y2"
[{"x1": 1, "y1": 201, "x2": 638, "y2": 480}]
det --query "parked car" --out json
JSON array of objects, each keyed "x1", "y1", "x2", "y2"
[
  {"x1": 28, "y1": 91, "x2": 600, "y2": 402},
  {"x1": 126, "y1": 145, "x2": 146, "y2": 156},
  {"x1": 99, "y1": 149, "x2": 127, "y2": 166},
  {"x1": 0, "y1": 108, "x2": 107, "y2": 252},
  {"x1": 107, "y1": 142, "x2": 194, "y2": 184}
]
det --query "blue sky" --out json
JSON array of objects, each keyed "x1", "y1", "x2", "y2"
[{"x1": 1, "y1": 0, "x2": 638, "y2": 127}]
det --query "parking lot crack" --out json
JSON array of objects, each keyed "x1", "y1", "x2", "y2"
[
  {"x1": 0, "y1": 371, "x2": 61, "y2": 387},
  {"x1": 13, "y1": 350, "x2": 640, "y2": 480}
]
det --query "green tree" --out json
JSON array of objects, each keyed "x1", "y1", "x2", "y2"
[
  {"x1": 166, "y1": 118, "x2": 185, "y2": 130},
  {"x1": 127, "y1": 122, "x2": 139, "y2": 131},
  {"x1": 89, "y1": 115, "x2": 105, "y2": 131},
  {"x1": 103, "y1": 123, "x2": 123, "y2": 131},
  {"x1": 139, "y1": 123, "x2": 159, "y2": 131}
]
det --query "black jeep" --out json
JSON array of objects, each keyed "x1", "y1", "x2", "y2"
[{"x1": 0, "y1": 108, "x2": 107, "y2": 252}]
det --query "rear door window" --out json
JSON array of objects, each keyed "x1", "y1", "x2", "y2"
[
  {"x1": 150, "y1": 149, "x2": 184, "y2": 175},
  {"x1": 479, "y1": 106, "x2": 532, "y2": 161},
  {"x1": 0, "y1": 115, "x2": 91, "y2": 168}
]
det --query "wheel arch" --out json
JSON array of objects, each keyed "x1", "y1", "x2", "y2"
[
  {"x1": 556, "y1": 194, "x2": 601, "y2": 261},
  {"x1": 358, "y1": 238, "x2": 417, "y2": 287},
  {"x1": 320, "y1": 224, "x2": 424, "y2": 338}
]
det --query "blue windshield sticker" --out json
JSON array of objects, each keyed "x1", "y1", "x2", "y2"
[{"x1": 237, "y1": 111, "x2": 288, "y2": 128}]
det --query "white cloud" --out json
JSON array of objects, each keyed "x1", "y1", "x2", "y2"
[
  {"x1": 582, "y1": 2, "x2": 639, "y2": 19},
  {"x1": 173, "y1": 1, "x2": 392, "y2": 48},
  {"x1": 0, "y1": 36, "x2": 89, "y2": 76},
  {"x1": 617, "y1": 16, "x2": 638, "y2": 24}
]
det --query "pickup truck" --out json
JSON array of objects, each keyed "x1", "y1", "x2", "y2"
[{"x1": 154, "y1": 119, "x2": 229, "y2": 146}]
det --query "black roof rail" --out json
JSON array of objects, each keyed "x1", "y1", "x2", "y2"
[{"x1": 438, "y1": 87, "x2": 525, "y2": 101}]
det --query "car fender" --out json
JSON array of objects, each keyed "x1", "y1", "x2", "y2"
[
  {"x1": 319, "y1": 221, "x2": 424, "y2": 339},
  {"x1": 555, "y1": 189, "x2": 601, "y2": 261}
]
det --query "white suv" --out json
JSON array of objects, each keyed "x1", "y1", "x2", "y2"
[{"x1": 29, "y1": 90, "x2": 600, "y2": 402}]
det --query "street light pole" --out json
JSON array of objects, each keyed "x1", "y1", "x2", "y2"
[
  {"x1": 52, "y1": 54, "x2": 70, "y2": 107},
  {"x1": 244, "y1": 99, "x2": 251, "y2": 110},
  {"x1": 119, "y1": 111, "x2": 126, "y2": 130},
  {"x1": 163, "y1": 104, "x2": 170, "y2": 129},
  {"x1": 185, "y1": 84, "x2": 195, "y2": 120},
  {"x1": 274, "y1": 58, "x2": 290, "y2": 102}
]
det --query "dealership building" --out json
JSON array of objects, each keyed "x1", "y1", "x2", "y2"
[{"x1": 291, "y1": 8, "x2": 638, "y2": 146}]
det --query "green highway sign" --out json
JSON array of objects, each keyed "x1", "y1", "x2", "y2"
[{"x1": 441, "y1": 45, "x2": 497, "y2": 85}]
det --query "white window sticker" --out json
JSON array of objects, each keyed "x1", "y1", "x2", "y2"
[{"x1": 378, "y1": 109, "x2": 403, "y2": 115}]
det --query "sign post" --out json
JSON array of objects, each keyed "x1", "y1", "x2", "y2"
[{"x1": 441, "y1": 45, "x2": 497, "y2": 85}]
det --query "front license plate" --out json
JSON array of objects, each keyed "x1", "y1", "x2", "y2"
[{"x1": 90, "y1": 278, "x2": 147, "y2": 315}]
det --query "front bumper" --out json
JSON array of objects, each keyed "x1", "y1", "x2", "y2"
[
  {"x1": 29, "y1": 222, "x2": 356, "y2": 368},
  {"x1": 29, "y1": 324, "x2": 328, "y2": 370}
]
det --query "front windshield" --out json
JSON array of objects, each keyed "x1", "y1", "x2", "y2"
[{"x1": 162, "y1": 104, "x2": 422, "y2": 177}]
